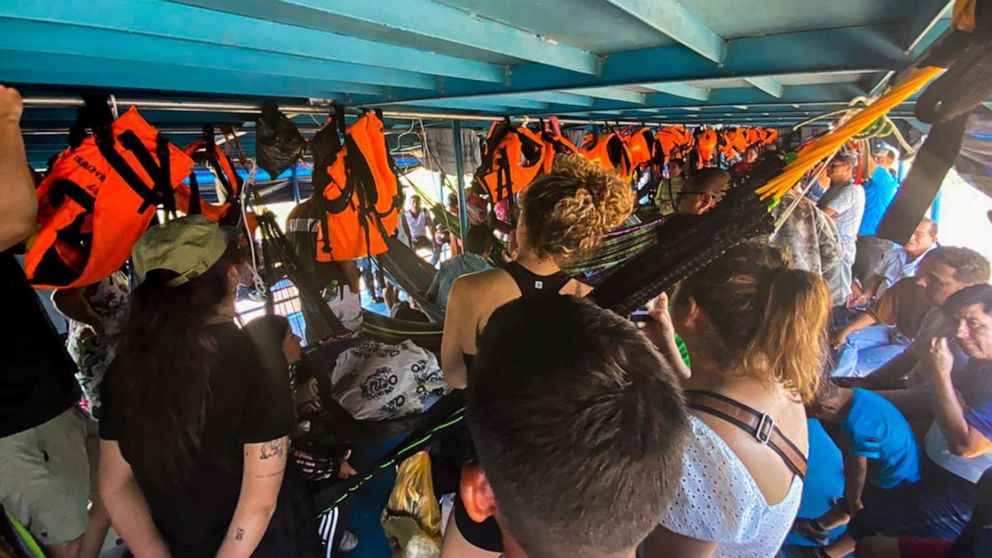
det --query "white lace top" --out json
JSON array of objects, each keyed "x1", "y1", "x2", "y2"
[{"x1": 660, "y1": 414, "x2": 803, "y2": 558}]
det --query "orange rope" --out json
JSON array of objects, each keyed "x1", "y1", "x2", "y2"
[{"x1": 755, "y1": 66, "x2": 943, "y2": 201}]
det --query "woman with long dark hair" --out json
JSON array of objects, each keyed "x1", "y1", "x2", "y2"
[{"x1": 98, "y1": 216, "x2": 319, "y2": 558}]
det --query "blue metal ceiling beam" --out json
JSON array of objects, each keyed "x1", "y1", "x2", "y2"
[
  {"x1": 602, "y1": 0, "x2": 726, "y2": 63},
  {"x1": 639, "y1": 83, "x2": 711, "y2": 101},
  {"x1": 509, "y1": 92, "x2": 595, "y2": 107},
  {"x1": 904, "y1": 0, "x2": 952, "y2": 51},
  {"x1": 404, "y1": 99, "x2": 546, "y2": 112},
  {"x1": 567, "y1": 87, "x2": 645, "y2": 104},
  {"x1": 0, "y1": 19, "x2": 439, "y2": 91},
  {"x1": 1, "y1": 0, "x2": 503, "y2": 83},
  {"x1": 174, "y1": 0, "x2": 598, "y2": 75},
  {"x1": 744, "y1": 77, "x2": 785, "y2": 98},
  {"x1": 382, "y1": 24, "x2": 910, "y2": 103},
  {"x1": 0, "y1": 50, "x2": 386, "y2": 100}
]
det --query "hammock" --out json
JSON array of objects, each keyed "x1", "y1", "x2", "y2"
[
  {"x1": 375, "y1": 236, "x2": 445, "y2": 323},
  {"x1": 563, "y1": 219, "x2": 662, "y2": 275},
  {"x1": 360, "y1": 311, "x2": 443, "y2": 353}
]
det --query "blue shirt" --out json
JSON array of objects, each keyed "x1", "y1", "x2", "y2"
[
  {"x1": 426, "y1": 253, "x2": 492, "y2": 311},
  {"x1": 858, "y1": 167, "x2": 899, "y2": 236},
  {"x1": 786, "y1": 419, "x2": 846, "y2": 547},
  {"x1": 843, "y1": 388, "x2": 921, "y2": 489}
]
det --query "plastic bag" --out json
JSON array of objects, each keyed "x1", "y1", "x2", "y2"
[
  {"x1": 382, "y1": 452, "x2": 442, "y2": 558},
  {"x1": 255, "y1": 100, "x2": 306, "y2": 178}
]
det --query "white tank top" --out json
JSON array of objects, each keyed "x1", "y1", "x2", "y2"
[{"x1": 406, "y1": 209, "x2": 428, "y2": 239}]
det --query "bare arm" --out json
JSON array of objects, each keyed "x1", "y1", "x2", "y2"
[
  {"x1": 0, "y1": 85, "x2": 37, "y2": 251},
  {"x1": 215, "y1": 437, "x2": 289, "y2": 558},
  {"x1": 831, "y1": 312, "x2": 879, "y2": 349},
  {"x1": 842, "y1": 452, "x2": 869, "y2": 516},
  {"x1": 641, "y1": 293, "x2": 691, "y2": 380},
  {"x1": 642, "y1": 525, "x2": 718, "y2": 558},
  {"x1": 924, "y1": 338, "x2": 992, "y2": 458},
  {"x1": 99, "y1": 441, "x2": 172, "y2": 558},
  {"x1": 52, "y1": 286, "x2": 104, "y2": 333},
  {"x1": 441, "y1": 279, "x2": 469, "y2": 389},
  {"x1": 860, "y1": 274, "x2": 885, "y2": 302}
]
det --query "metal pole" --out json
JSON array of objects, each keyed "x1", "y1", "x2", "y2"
[
  {"x1": 291, "y1": 164, "x2": 301, "y2": 204},
  {"x1": 451, "y1": 120, "x2": 470, "y2": 244}
]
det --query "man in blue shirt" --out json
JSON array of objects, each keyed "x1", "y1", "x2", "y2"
[
  {"x1": 427, "y1": 224, "x2": 494, "y2": 310},
  {"x1": 854, "y1": 147, "x2": 900, "y2": 284}
]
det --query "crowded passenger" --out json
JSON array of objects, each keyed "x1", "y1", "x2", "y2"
[
  {"x1": 794, "y1": 382, "x2": 921, "y2": 557},
  {"x1": 849, "y1": 218, "x2": 937, "y2": 307},
  {"x1": 464, "y1": 295, "x2": 689, "y2": 558},
  {"x1": 1, "y1": 84, "x2": 102, "y2": 558},
  {"x1": 655, "y1": 158, "x2": 685, "y2": 215},
  {"x1": 844, "y1": 284, "x2": 992, "y2": 542},
  {"x1": 854, "y1": 147, "x2": 901, "y2": 283},
  {"x1": 440, "y1": 154, "x2": 633, "y2": 557},
  {"x1": 405, "y1": 194, "x2": 438, "y2": 264},
  {"x1": 817, "y1": 152, "x2": 866, "y2": 301},
  {"x1": 427, "y1": 224, "x2": 494, "y2": 311},
  {"x1": 642, "y1": 241, "x2": 831, "y2": 556},
  {"x1": 99, "y1": 216, "x2": 321, "y2": 557},
  {"x1": 673, "y1": 167, "x2": 731, "y2": 216}
]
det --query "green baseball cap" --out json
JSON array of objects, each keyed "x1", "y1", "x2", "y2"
[{"x1": 132, "y1": 215, "x2": 229, "y2": 286}]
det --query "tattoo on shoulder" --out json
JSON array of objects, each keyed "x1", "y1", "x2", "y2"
[
  {"x1": 235, "y1": 528, "x2": 245, "y2": 541},
  {"x1": 259, "y1": 439, "x2": 286, "y2": 460}
]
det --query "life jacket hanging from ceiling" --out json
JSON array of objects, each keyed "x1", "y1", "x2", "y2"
[
  {"x1": 695, "y1": 127, "x2": 718, "y2": 167},
  {"x1": 760, "y1": 127, "x2": 780, "y2": 146},
  {"x1": 540, "y1": 117, "x2": 580, "y2": 156},
  {"x1": 314, "y1": 108, "x2": 401, "y2": 262},
  {"x1": 474, "y1": 117, "x2": 551, "y2": 202},
  {"x1": 176, "y1": 125, "x2": 244, "y2": 225},
  {"x1": 655, "y1": 125, "x2": 694, "y2": 165},
  {"x1": 744, "y1": 127, "x2": 763, "y2": 149},
  {"x1": 25, "y1": 98, "x2": 194, "y2": 289},
  {"x1": 580, "y1": 127, "x2": 633, "y2": 179},
  {"x1": 623, "y1": 127, "x2": 656, "y2": 170}
]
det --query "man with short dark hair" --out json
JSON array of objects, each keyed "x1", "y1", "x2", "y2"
[
  {"x1": 459, "y1": 296, "x2": 688, "y2": 558},
  {"x1": 849, "y1": 218, "x2": 938, "y2": 307},
  {"x1": 847, "y1": 284, "x2": 992, "y2": 541},
  {"x1": 426, "y1": 224, "x2": 494, "y2": 310},
  {"x1": 819, "y1": 153, "x2": 866, "y2": 301},
  {"x1": 673, "y1": 167, "x2": 731, "y2": 216}
]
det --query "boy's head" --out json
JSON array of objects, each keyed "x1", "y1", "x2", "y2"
[
  {"x1": 464, "y1": 296, "x2": 688, "y2": 558},
  {"x1": 808, "y1": 380, "x2": 854, "y2": 422},
  {"x1": 464, "y1": 224, "x2": 495, "y2": 257}
]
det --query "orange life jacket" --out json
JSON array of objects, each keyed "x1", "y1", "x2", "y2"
[
  {"x1": 475, "y1": 120, "x2": 551, "y2": 202},
  {"x1": 580, "y1": 130, "x2": 633, "y2": 179},
  {"x1": 623, "y1": 127, "x2": 655, "y2": 169},
  {"x1": 655, "y1": 125, "x2": 694, "y2": 164},
  {"x1": 26, "y1": 103, "x2": 193, "y2": 289},
  {"x1": 314, "y1": 110, "x2": 400, "y2": 262},
  {"x1": 176, "y1": 130, "x2": 243, "y2": 224},
  {"x1": 760, "y1": 128, "x2": 780, "y2": 146},
  {"x1": 695, "y1": 128, "x2": 718, "y2": 166},
  {"x1": 745, "y1": 128, "x2": 763, "y2": 148}
]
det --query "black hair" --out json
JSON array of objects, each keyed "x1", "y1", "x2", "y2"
[
  {"x1": 464, "y1": 224, "x2": 494, "y2": 255},
  {"x1": 115, "y1": 243, "x2": 241, "y2": 487},
  {"x1": 684, "y1": 167, "x2": 731, "y2": 196},
  {"x1": 943, "y1": 283, "x2": 992, "y2": 316},
  {"x1": 468, "y1": 296, "x2": 688, "y2": 558},
  {"x1": 922, "y1": 246, "x2": 990, "y2": 285}
]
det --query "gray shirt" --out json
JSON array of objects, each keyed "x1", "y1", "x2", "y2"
[{"x1": 817, "y1": 180, "x2": 866, "y2": 258}]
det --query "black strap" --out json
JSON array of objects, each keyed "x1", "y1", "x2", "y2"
[
  {"x1": 187, "y1": 172, "x2": 202, "y2": 215},
  {"x1": 503, "y1": 261, "x2": 571, "y2": 295},
  {"x1": 49, "y1": 179, "x2": 95, "y2": 212}
]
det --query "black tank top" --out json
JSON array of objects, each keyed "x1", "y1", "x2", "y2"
[{"x1": 502, "y1": 261, "x2": 572, "y2": 296}]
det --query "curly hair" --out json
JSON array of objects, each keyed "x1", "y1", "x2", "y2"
[{"x1": 520, "y1": 154, "x2": 634, "y2": 262}]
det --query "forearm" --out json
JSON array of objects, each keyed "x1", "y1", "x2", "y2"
[
  {"x1": 930, "y1": 375, "x2": 972, "y2": 452},
  {"x1": 214, "y1": 506, "x2": 277, "y2": 558},
  {"x1": 102, "y1": 477, "x2": 171, "y2": 558},
  {"x1": 842, "y1": 312, "x2": 878, "y2": 336},
  {"x1": 0, "y1": 122, "x2": 37, "y2": 250},
  {"x1": 658, "y1": 335, "x2": 691, "y2": 380},
  {"x1": 862, "y1": 276, "x2": 883, "y2": 300},
  {"x1": 843, "y1": 455, "x2": 868, "y2": 503}
]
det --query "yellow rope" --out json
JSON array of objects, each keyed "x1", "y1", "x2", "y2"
[{"x1": 756, "y1": 66, "x2": 943, "y2": 201}]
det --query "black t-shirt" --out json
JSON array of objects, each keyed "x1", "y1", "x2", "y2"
[
  {"x1": 100, "y1": 323, "x2": 300, "y2": 557},
  {"x1": 0, "y1": 251, "x2": 80, "y2": 438}
]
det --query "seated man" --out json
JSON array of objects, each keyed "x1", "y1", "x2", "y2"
[
  {"x1": 673, "y1": 167, "x2": 731, "y2": 216},
  {"x1": 847, "y1": 284, "x2": 992, "y2": 541},
  {"x1": 850, "y1": 218, "x2": 937, "y2": 307},
  {"x1": 458, "y1": 295, "x2": 689, "y2": 558},
  {"x1": 427, "y1": 224, "x2": 494, "y2": 311},
  {"x1": 793, "y1": 384, "x2": 921, "y2": 557},
  {"x1": 851, "y1": 247, "x2": 990, "y2": 394}
]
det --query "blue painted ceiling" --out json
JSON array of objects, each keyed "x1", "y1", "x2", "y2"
[{"x1": 2, "y1": 0, "x2": 956, "y2": 166}]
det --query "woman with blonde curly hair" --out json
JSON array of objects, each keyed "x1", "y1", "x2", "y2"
[{"x1": 439, "y1": 155, "x2": 634, "y2": 557}]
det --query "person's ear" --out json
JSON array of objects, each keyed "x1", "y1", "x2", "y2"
[
  {"x1": 684, "y1": 296, "x2": 702, "y2": 328},
  {"x1": 460, "y1": 461, "x2": 498, "y2": 524}
]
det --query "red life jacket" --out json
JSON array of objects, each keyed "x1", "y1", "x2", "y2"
[
  {"x1": 475, "y1": 119, "x2": 551, "y2": 202},
  {"x1": 176, "y1": 130, "x2": 243, "y2": 225},
  {"x1": 26, "y1": 103, "x2": 193, "y2": 289},
  {"x1": 314, "y1": 109, "x2": 400, "y2": 262}
]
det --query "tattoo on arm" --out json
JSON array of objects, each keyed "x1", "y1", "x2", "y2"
[
  {"x1": 259, "y1": 439, "x2": 286, "y2": 460},
  {"x1": 235, "y1": 528, "x2": 245, "y2": 541}
]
